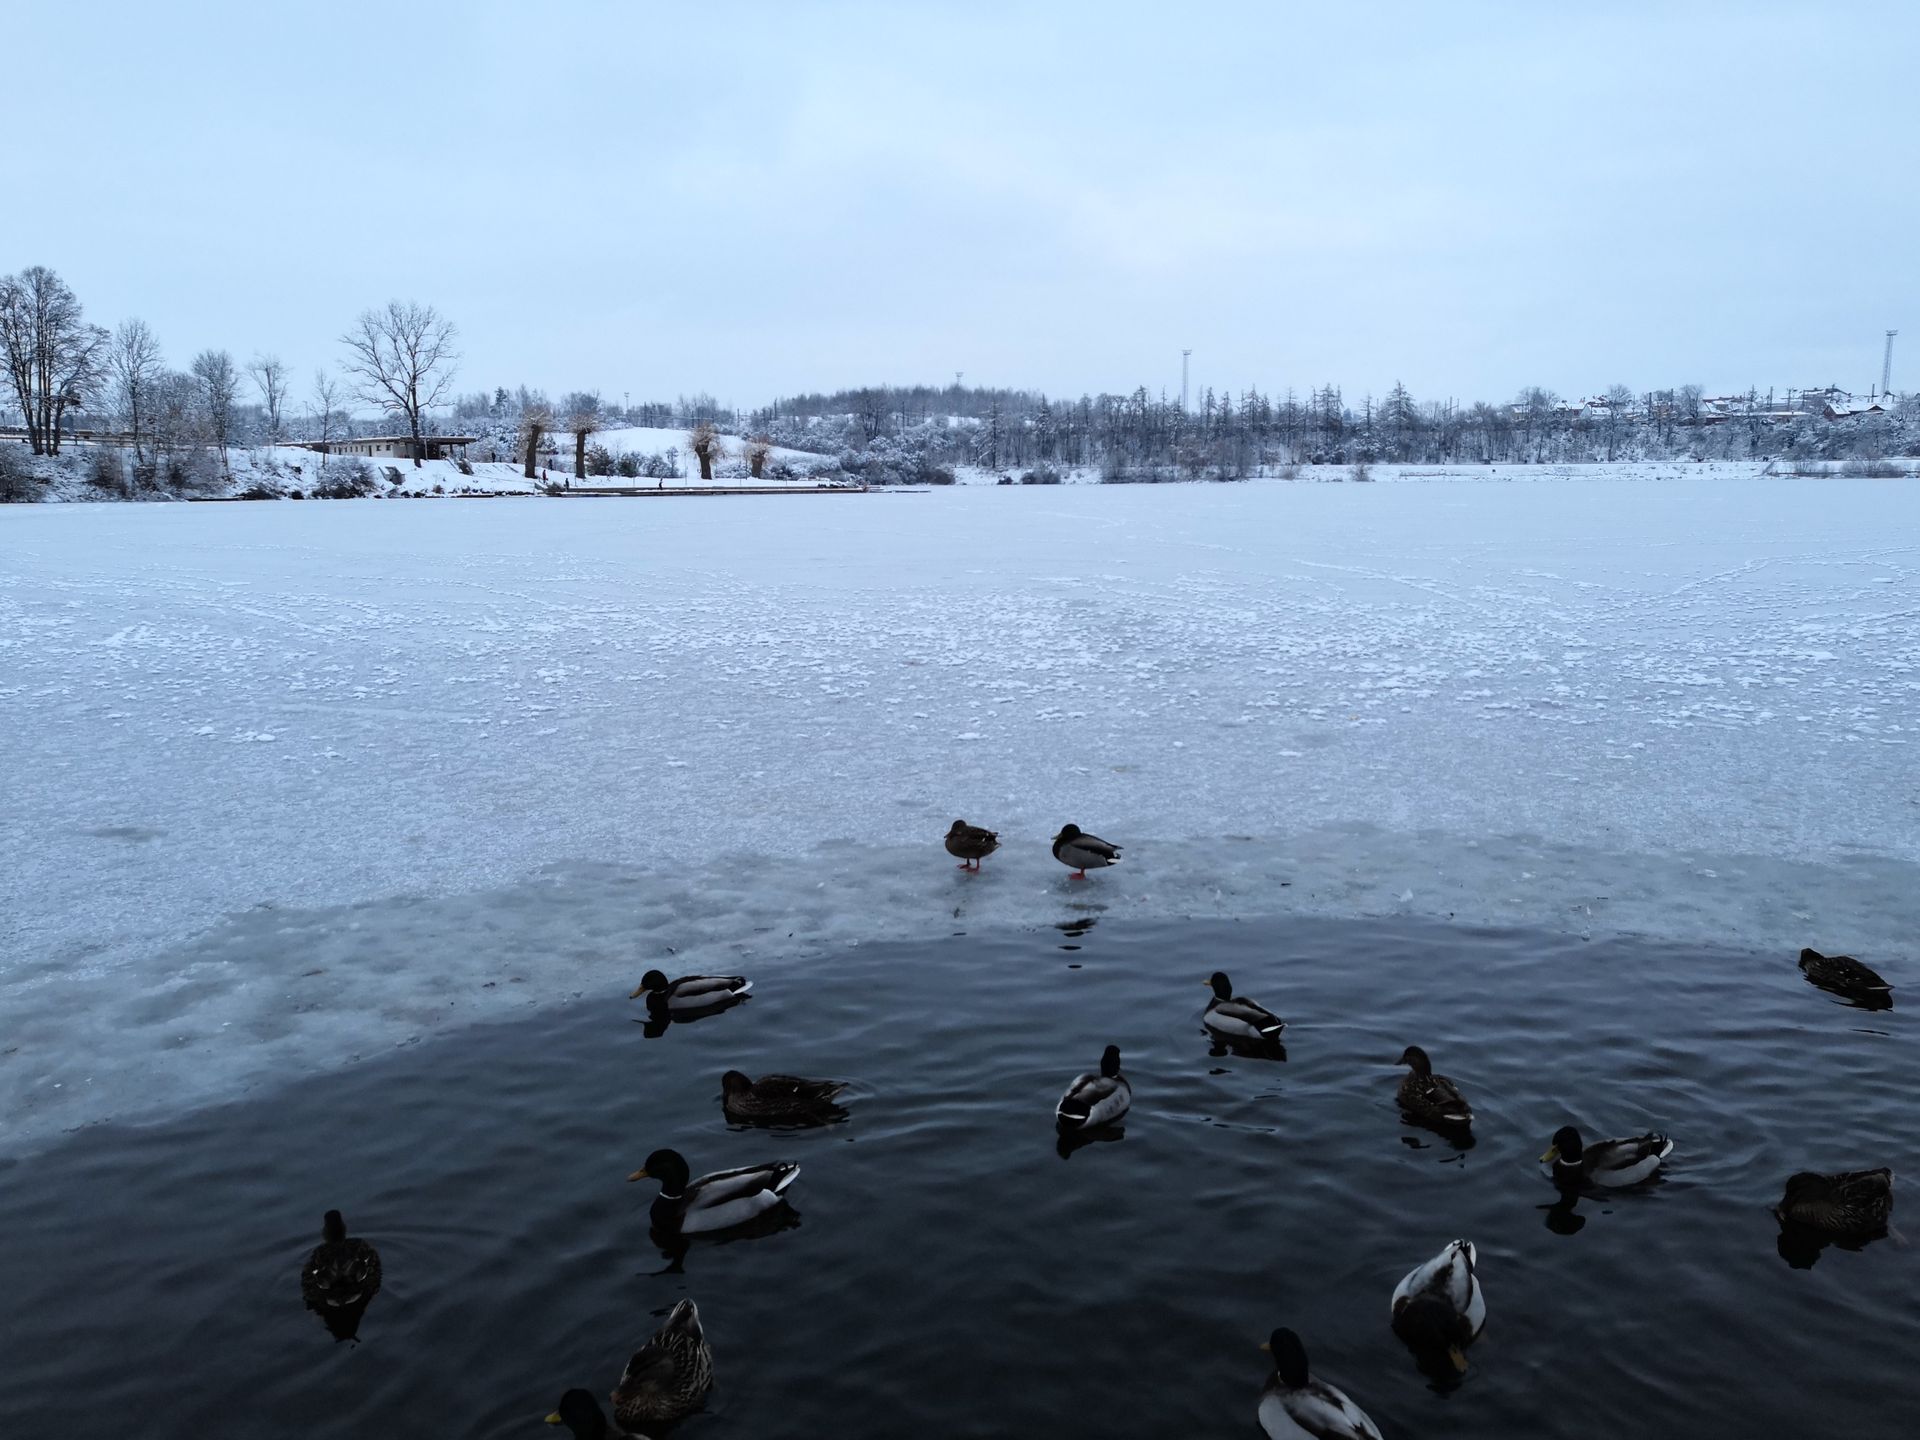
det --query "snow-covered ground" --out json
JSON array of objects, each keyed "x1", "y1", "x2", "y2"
[
  {"x1": 3, "y1": 474, "x2": 1918, "y2": 1154},
  {"x1": 588, "y1": 425, "x2": 835, "y2": 474},
  {"x1": 13, "y1": 430, "x2": 840, "y2": 503}
]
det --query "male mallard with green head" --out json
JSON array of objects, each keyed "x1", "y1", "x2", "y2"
[
  {"x1": 1052, "y1": 823, "x2": 1121, "y2": 879},
  {"x1": 1389, "y1": 1239, "x2": 1486, "y2": 1375},
  {"x1": 1257, "y1": 1327, "x2": 1384, "y2": 1440},
  {"x1": 1055, "y1": 1044, "x2": 1131, "y2": 1131},
  {"x1": 628, "y1": 1148, "x2": 801, "y2": 1234},
  {"x1": 1203, "y1": 971, "x2": 1286, "y2": 1042},
  {"x1": 944, "y1": 819, "x2": 1000, "y2": 870},
  {"x1": 1541, "y1": 1125, "x2": 1673, "y2": 1189},
  {"x1": 628, "y1": 970, "x2": 752, "y2": 1016}
]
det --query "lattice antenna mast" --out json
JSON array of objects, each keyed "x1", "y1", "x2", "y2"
[
  {"x1": 1181, "y1": 349, "x2": 1192, "y2": 412},
  {"x1": 1883, "y1": 331, "x2": 1898, "y2": 396}
]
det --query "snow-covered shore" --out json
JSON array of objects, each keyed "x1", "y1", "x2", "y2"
[{"x1": 3, "y1": 473, "x2": 1917, "y2": 1153}]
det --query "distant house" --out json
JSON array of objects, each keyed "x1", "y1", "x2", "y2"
[
  {"x1": 292, "y1": 434, "x2": 475, "y2": 460},
  {"x1": 1823, "y1": 396, "x2": 1890, "y2": 421}
]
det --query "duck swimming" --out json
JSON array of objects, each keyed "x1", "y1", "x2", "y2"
[
  {"x1": 1798, "y1": 947, "x2": 1892, "y2": 999},
  {"x1": 1257, "y1": 1327, "x2": 1383, "y2": 1440},
  {"x1": 720, "y1": 1070, "x2": 850, "y2": 1127},
  {"x1": 1390, "y1": 1239, "x2": 1486, "y2": 1374},
  {"x1": 1395, "y1": 1045, "x2": 1472, "y2": 1129},
  {"x1": 1055, "y1": 1044, "x2": 1131, "y2": 1131},
  {"x1": 300, "y1": 1210, "x2": 381, "y2": 1337},
  {"x1": 1203, "y1": 971, "x2": 1286, "y2": 1042},
  {"x1": 1773, "y1": 1168, "x2": 1893, "y2": 1235},
  {"x1": 610, "y1": 1298, "x2": 714, "y2": 1428},
  {"x1": 1541, "y1": 1125, "x2": 1673, "y2": 1189},
  {"x1": 628, "y1": 1148, "x2": 800, "y2": 1234},
  {"x1": 629, "y1": 970, "x2": 752, "y2": 1015}
]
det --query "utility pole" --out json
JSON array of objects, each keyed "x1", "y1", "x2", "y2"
[
  {"x1": 1883, "y1": 330, "x2": 1898, "y2": 396},
  {"x1": 1181, "y1": 349, "x2": 1192, "y2": 412}
]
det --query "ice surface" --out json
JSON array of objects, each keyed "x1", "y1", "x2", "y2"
[{"x1": 3, "y1": 474, "x2": 1918, "y2": 1153}]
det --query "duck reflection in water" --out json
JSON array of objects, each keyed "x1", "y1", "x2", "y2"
[
  {"x1": 1540, "y1": 1194, "x2": 1587, "y2": 1236},
  {"x1": 649, "y1": 1204, "x2": 804, "y2": 1270},
  {"x1": 299, "y1": 1209, "x2": 381, "y2": 1343},
  {"x1": 1398, "y1": 1125, "x2": 1477, "y2": 1155},
  {"x1": 1055, "y1": 915, "x2": 1100, "y2": 951},
  {"x1": 632, "y1": 992, "x2": 749, "y2": 1040},
  {"x1": 1056, "y1": 1124, "x2": 1126, "y2": 1161}
]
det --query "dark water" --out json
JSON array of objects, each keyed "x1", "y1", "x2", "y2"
[{"x1": 2, "y1": 916, "x2": 1913, "y2": 1438}]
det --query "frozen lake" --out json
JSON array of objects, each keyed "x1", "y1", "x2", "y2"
[{"x1": 3, "y1": 475, "x2": 1918, "y2": 1150}]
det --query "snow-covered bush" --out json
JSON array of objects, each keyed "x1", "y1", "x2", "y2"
[
  {"x1": 86, "y1": 448, "x2": 126, "y2": 493},
  {"x1": 1019, "y1": 465, "x2": 1061, "y2": 485},
  {"x1": 311, "y1": 457, "x2": 377, "y2": 499},
  {"x1": 0, "y1": 444, "x2": 34, "y2": 502}
]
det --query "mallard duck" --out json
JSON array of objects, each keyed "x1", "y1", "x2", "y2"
[
  {"x1": 1204, "y1": 971, "x2": 1285, "y2": 1041},
  {"x1": 628, "y1": 1148, "x2": 800, "y2": 1234},
  {"x1": 1541, "y1": 1125, "x2": 1673, "y2": 1189},
  {"x1": 629, "y1": 970, "x2": 751, "y2": 1015},
  {"x1": 1395, "y1": 1045, "x2": 1472, "y2": 1128},
  {"x1": 720, "y1": 1070, "x2": 849, "y2": 1126},
  {"x1": 1799, "y1": 947, "x2": 1891, "y2": 995},
  {"x1": 1390, "y1": 1239, "x2": 1486, "y2": 1372},
  {"x1": 1056, "y1": 1044, "x2": 1131, "y2": 1130},
  {"x1": 1773, "y1": 1168, "x2": 1894, "y2": 1235},
  {"x1": 1052, "y1": 824, "x2": 1121, "y2": 878},
  {"x1": 546, "y1": 1389, "x2": 645, "y2": 1439},
  {"x1": 300, "y1": 1209, "x2": 381, "y2": 1315},
  {"x1": 945, "y1": 819, "x2": 1000, "y2": 870},
  {"x1": 611, "y1": 1298, "x2": 714, "y2": 1428},
  {"x1": 1257, "y1": 1328, "x2": 1383, "y2": 1440}
]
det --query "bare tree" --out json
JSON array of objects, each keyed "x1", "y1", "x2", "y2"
[
  {"x1": 191, "y1": 349, "x2": 239, "y2": 480},
  {"x1": 519, "y1": 391, "x2": 553, "y2": 480},
  {"x1": 563, "y1": 390, "x2": 602, "y2": 479},
  {"x1": 309, "y1": 371, "x2": 341, "y2": 470},
  {"x1": 108, "y1": 319, "x2": 164, "y2": 468},
  {"x1": 686, "y1": 420, "x2": 722, "y2": 481},
  {"x1": 1602, "y1": 383, "x2": 1634, "y2": 462},
  {"x1": 247, "y1": 354, "x2": 290, "y2": 445},
  {"x1": 150, "y1": 369, "x2": 208, "y2": 485},
  {"x1": 0, "y1": 265, "x2": 108, "y2": 455},
  {"x1": 337, "y1": 300, "x2": 458, "y2": 467},
  {"x1": 745, "y1": 434, "x2": 772, "y2": 479}
]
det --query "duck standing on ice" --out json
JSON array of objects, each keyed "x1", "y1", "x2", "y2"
[{"x1": 1052, "y1": 824, "x2": 1122, "y2": 879}]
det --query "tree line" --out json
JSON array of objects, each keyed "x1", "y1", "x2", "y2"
[{"x1": 5, "y1": 262, "x2": 1912, "y2": 499}]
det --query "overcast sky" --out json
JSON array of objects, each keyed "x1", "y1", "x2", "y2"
[{"x1": 13, "y1": 1, "x2": 1916, "y2": 411}]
